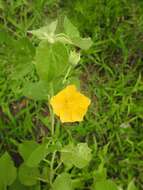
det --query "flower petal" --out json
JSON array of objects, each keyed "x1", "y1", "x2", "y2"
[{"x1": 50, "y1": 85, "x2": 91, "y2": 123}]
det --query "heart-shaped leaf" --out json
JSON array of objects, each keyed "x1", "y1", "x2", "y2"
[
  {"x1": 35, "y1": 41, "x2": 69, "y2": 82},
  {"x1": 61, "y1": 143, "x2": 92, "y2": 169},
  {"x1": 18, "y1": 164, "x2": 39, "y2": 186},
  {"x1": 52, "y1": 173, "x2": 73, "y2": 190},
  {"x1": 0, "y1": 152, "x2": 17, "y2": 186}
]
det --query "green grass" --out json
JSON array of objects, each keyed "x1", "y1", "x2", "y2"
[{"x1": 0, "y1": 0, "x2": 143, "y2": 189}]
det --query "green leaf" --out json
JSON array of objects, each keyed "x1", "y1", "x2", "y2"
[
  {"x1": 33, "y1": 183, "x2": 41, "y2": 190},
  {"x1": 52, "y1": 173, "x2": 73, "y2": 190},
  {"x1": 10, "y1": 181, "x2": 40, "y2": 190},
  {"x1": 73, "y1": 143, "x2": 92, "y2": 168},
  {"x1": 0, "y1": 152, "x2": 17, "y2": 186},
  {"x1": 55, "y1": 33, "x2": 73, "y2": 45},
  {"x1": 9, "y1": 179, "x2": 27, "y2": 190},
  {"x1": 18, "y1": 164, "x2": 39, "y2": 186},
  {"x1": 94, "y1": 180, "x2": 118, "y2": 190},
  {"x1": 30, "y1": 20, "x2": 57, "y2": 43},
  {"x1": 26, "y1": 143, "x2": 49, "y2": 167},
  {"x1": 0, "y1": 0, "x2": 4, "y2": 10},
  {"x1": 64, "y1": 17, "x2": 80, "y2": 38},
  {"x1": 22, "y1": 80, "x2": 49, "y2": 100},
  {"x1": 72, "y1": 37, "x2": 93, "y2": 50},
  {"x1": 62, "y1": 17, "x2": 92, "y2": 49},
  {"x1": 61, "y1": 143, "x2": 92, "y2": 169},
  {"x1": 51, "y1": 78, "x2": 65, "y2": 95},
  {"x1": 55, "y1": 34, "x2": 92, "y2": 50},
  {"x1": 0, "y1": 183, "x2": 6, "y2": 190},
  {"x1": 19, "y1": 141, "x2": 39, "y2": 162},
  {"x1": 30, "y1": 17, "x2": 92, "y2": 50},
  {"x1": 41, "y1": 166, "x2": 50, "y2": 182},
  {"x1": 35, "y1": 41, "x2": 69, "y2": 82},
  {"x1": 94, "y1": 166, "x2": 107, "y2": 182},
  {"x1": 61, "y1": 144, "x2": 75, "y2": 168},
  {"x1": 9, "y1": 38, "x2": 35, "y2": 81},
  {"x1": 71, "y1": 179, "x2": 84, "y2": 190},
  {"x1": 93, "y1": 157, "x2": 107, "y2": 182},
  {"x1": 127, "y1": 180, "x2": 138, "y2": 190}
]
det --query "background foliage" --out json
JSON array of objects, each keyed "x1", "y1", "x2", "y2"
[{"x1": 0, "y1": 0, "x2": 143, "y2": 189}]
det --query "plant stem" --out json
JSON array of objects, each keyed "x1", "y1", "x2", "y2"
[
  {"x1": 54, "y1": 161, "x2": 62, "y2": 172},
  {"x1": 48, "y1": 84, "x2": 55, "y2": 136},
  {"x1": 50, "y1": 151, "x2": 56, "y2": 185},
  {"x1": 51, "y1": 108, "x2": 55, "y2": 136},
  {"x1": 62, "y1": 65, "x2": 72, "y2": 84}
]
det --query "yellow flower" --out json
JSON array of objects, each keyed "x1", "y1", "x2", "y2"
[{"x1": 50, "y1": 85, "x2": 91, "y2": 123}]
